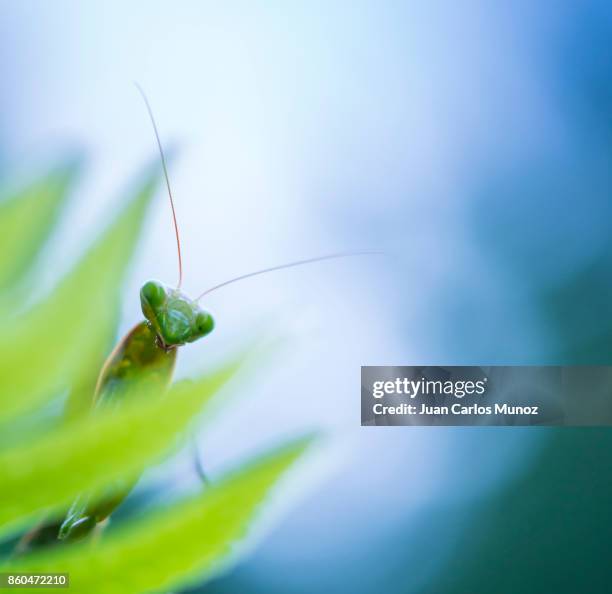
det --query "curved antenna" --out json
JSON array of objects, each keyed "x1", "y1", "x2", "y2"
[
  {"x1": 135, "y1": 82, "x2": 184, "y2": 289},
  {"x1": 197, "y1": 251, "x2": 381, "y2": 300},
  {"x1": 191, "y1": 435, "x2": 210, "y2": 486}
]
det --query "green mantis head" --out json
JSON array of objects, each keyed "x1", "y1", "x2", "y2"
[{"x1": 140, "y1": 280, "x2": 214, "y2": 348}]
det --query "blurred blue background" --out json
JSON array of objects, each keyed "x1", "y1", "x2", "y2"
[{"x1": 1, "y1": 1, "x2": 611, "y2": 592}]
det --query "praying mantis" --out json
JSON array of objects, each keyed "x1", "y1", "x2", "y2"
[{"x1": 18, "y1": 85, "x2": 373, "y2": 552}]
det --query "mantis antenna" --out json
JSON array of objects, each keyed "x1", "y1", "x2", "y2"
[
  {"x1": 135, "y1": 82, "x2": 184, "y2": 289},
  {"x1": 197, "y1": 251, "x2": 381, "y2": 300}
]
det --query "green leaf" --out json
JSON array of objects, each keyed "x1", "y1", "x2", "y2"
[
  {"x1": 0, "y1": 159, "x2": 81, "y2": 291},
  {"x1": 0, "y1": 165, "x2": 161, "y2": 422},
  {"x1": 0, "y1": 360, "x2": 241, "y2": 536},
  {"x1": 5, "y1": 436, "x2": 314, "y2": 594}
]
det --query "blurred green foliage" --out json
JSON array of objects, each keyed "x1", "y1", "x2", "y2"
[
  {"x1": 0, "y1": 161, "x2": 312, "y2": 593},
  {"x1": 0, "y1": 162, "x2": 79, "y2": 292}
]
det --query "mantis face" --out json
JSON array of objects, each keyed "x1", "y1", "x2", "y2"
[{"x1": 140, "y1": 280, "x2": 214, "y2": 348}]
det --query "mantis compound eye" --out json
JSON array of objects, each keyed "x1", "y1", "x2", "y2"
[
  {"x1": 140, "y1": 280, "x2": 167, "y2": 309},
  {"x1": 188, "y1": 310, "x2": 215, "y2": 342}
]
